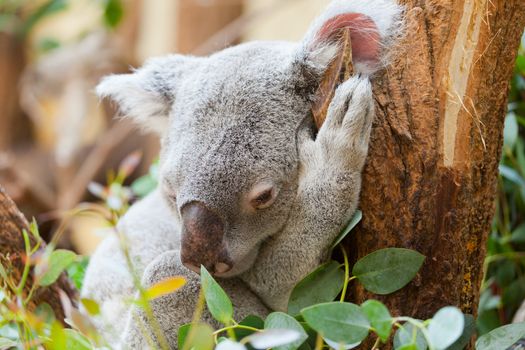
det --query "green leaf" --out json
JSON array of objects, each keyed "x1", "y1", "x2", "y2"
[
  {"x1": 35, "y1": 302, "x2": 56, "y2": 323},
  {"x1": 476, "y1": 309, "x2": 501, "y2": 336},
  {"x1": 38, "y1": 249, "x2": 77, "y2": 286},
  {"x1": 393, "y1": 322, "x2": 427, "y2": 350},
  {"x1": 288, "y1": 261, "x2": 344, "y2": 316},
  {"x1": 0, "y1": 338, "x2": 17, "y2": 349},
  {"x1": 63, "y1": 329, "x2": 93, "y2": 350},
  {"x1": 510, "y1": 223, "x2": 525, "y2": 243},
  {"x1": 478, "y1": 289, "x2": 501, "y2": 313},
  {"x1": 301, "y1": 302, "x2": 370, "y2": 344},
  {"x1": 234, "y1": 315, "x2": 264, "y2": 339},
  {"x1": 504, "y1": 112, "x2": 519, "y2": 150},
  {"x1": 446, "y1": 314, "x2": 475, "y2": 350},
  {"x1": 131, "y1": 175, "x2": 158, "y2": 198},
  {"x1": 352, "y1": 248, "x2": 425, "y2": 295},
  {"x1": 180, "y1": 323, "x2": 214, "y2": 350},
  {"x1": 200, "y1": 266, "x2": 233, "y2": 324},
  {"x1": 361, "y1": 300, "x2": 392, "y2": 342},
  {"x1": 66, "y1": 256, "x2": 89, "y2": 290},
  {"x1": 247, "y1": 329, "x2": 302, "y2": 349},
  {"x1": 517, "y1": 55, "x2": 525, "y2": 74},
  {"x1": 103, "y1": 0, "x2": 124, "y2": 28},
  {"x1": 265, "y1": 312, "x2": 308, "y2": 350},
  {"x1": 499, "y1": 164, "x2": 525, "y2": 187},
  {"x1": 37, "y1": 37, "x2": 60, "y2": 53},
  {"x1": 475, "y1": 323, "x2": 525, "y2": 350},
  {"x1": 427, "y1": 306, "x2": 464, "y2": 349},
  {"x1": 178, "y1": 324, "x2": 191, "y2": 350},
  {"x1": 331, "y1": 210, "x2": 362, "y2": 249}
]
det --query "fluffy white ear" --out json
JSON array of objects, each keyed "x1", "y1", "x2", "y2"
[
  {"x1": 96, "y1": 55, "x2": 195, "y2": 134},
  {"x1": 299, "y1": 0, "x2": 404, "y2": 75}
]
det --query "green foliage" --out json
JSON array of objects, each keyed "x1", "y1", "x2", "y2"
[
  {"x1": 480, "y1": 31, "x2": 525, "y2": 335},
  {"x1": 352, "y1": 248, "x2": 425, "y2": 295},
  {"x1": 361, "y1": 300, "x2": 392, "y2": 342},
  {"x1": 67, "y1": 256, "x2": 89, "y2": 290},
  {"x1": 476, "y1": 323, "x2": 525, "y2": 350},
  {"x1": 287, "y1": 261, "x2": 344, "y2": 316},
  {"x1": 301, "y1": 302, "x2": 370, "y2": 344},
  {"x1": 36, "y1": 249, "x2": 77, "y2": 286},
  {"x1": 200, "y1": 265, "x2": 234, "y2": 325},
  {"x1": 102, "y1": 0, "x2": 124, "y2": 29}
]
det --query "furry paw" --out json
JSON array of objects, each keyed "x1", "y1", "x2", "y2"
[{"x1": 299, "y1": 76, "x2": 374, "y2": 173}]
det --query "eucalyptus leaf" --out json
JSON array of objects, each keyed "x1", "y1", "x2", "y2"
[
  {"x1": 352, "y1": 248, "x2": 425, "y2": 295},
  {"x1": 445, "y1": 315, "x2": 475, "y2": 350},
  {"x1": 475, "y1": 323, "x2": 525, "y2": 350},
  {"x1": 301, "y1": 302, "x2": 370, "y2": 344},
  {"x1": 0, "y1": 338, "x2": 17, "y2": 350},
  {"x1": 38, "y1": 249, "x2": 77, "y2": 287},
  {"x1": 63, "y1": 329, "x2": 93, "y2": 350},
  {"x1": 178, "y1": 324, "x2": 191, "y2": 350},
  {"x1": 427, "y1": 306, "x2": 464, "y2": 350},
  {"x1": 216, "y1": 339, "x2": 247, "y2": 350},
  {"x1": 393, "y1": 322, "x2": 427, "y2": 350},
  {"x1": 247, "y1": 329, "x2": 302, "y2": 349},
  {"x1": 265, "y1": 312, "x2": 308, "y2": 350},
  {"x1": 288, "y1": 261, "x2": 344, "y2": 316},
  {"x1": 200, "y1": 266, "x2": 233, "y2": 324},
  {"x1": 331, "y1": 210, "x2": 362, "y2": 249},
  {"x1": 324, "y1": 338, "x2": 361, "y2": 350},
  {"x1": 504, "y1": 112, "x2": 519, "y2": 149},
  {"x1": 361, "y1": 300, "x2": 392, "y2": 342},
  {"x1": 235, "y1": 315, "x2": 264, "y2": 339},
  {"x1": 499, "y1": 165, "x2": 525, "y2": 187},
  {"x1": 180, "y1": 323, "x2": 214, "y2": 350}
]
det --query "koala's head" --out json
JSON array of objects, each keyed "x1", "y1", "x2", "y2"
[{"x1": 97, "y1": 0, "x2": 401, "y2": 277}]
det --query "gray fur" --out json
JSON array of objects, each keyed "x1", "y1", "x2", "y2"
[{"x1": 82, "y1": 0, "x2": 402, "y2": 348}]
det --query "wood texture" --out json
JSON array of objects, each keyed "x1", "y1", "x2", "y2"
[
  {"x1": 0, "y1": 186, "x2": 77, "y2": 322},
  {"x1": 342, "y1": 0, "x2": 525, "y2": 342}
]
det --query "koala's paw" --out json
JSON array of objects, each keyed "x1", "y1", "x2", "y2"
[{"x1": 300, "y1": 76, "x2": 374, "y2": 173}]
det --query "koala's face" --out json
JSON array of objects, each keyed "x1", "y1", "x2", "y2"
[
  {"x1": 157, "y1": 43, "x2": 315, "y2": 277},
  {"x1": 97, "y1": 1, "x2": 389, "y2": 276}
]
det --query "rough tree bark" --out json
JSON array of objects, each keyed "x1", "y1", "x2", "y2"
[
  {"x1": 344, "y1": 0, "x2": 525, "y2": 342},
  {"x1": 0, "y1": 186, "x2": 76, "y2": 323}
]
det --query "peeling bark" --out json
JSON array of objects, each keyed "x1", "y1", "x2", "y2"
[{"x1": 344, "y1": 1, "x2": 525, "y2": 346}]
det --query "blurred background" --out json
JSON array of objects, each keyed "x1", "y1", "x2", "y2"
[{"x1": 0, "y1": 0, "x2": 524, "y2": 337}]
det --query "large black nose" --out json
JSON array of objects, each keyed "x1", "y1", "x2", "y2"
[{"x1": 180, "y1": 201, "x2": 232, "y2": 275}]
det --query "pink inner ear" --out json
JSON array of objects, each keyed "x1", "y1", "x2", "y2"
[{"x1": 316, "y1": 13, "x2": 381, "y2": 65}]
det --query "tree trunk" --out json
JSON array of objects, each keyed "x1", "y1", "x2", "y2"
[
  {"x1": 345, "y1": 0, "x2": 525, "y2": 341},
  {"x1": 0, "y1": 186, "x2": 77, "y2": 323}
]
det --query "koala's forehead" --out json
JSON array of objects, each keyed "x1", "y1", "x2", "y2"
[
  {"x1": 164, "y1": 42, "x2": 307, "y2": 176},
  {"x1": 173, "y1": 41, "x2": 308, "y2": 127}
]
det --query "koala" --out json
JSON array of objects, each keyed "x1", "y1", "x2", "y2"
[{"x1": 81, "y1": 0, "x2": 403, "y2": 348}]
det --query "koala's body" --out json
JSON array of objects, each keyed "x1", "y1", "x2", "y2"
[{"x1": 81, "y1": 0, "x2": 403, "y2": 348}]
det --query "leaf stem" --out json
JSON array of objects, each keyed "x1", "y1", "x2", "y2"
[
  {"x1": 315, "y1": 333, "x2": 324, "y2": 350},
  {"x1": 339, "y1": 246, "x2": 356, "y2": 302},
  {"x1": 16, "y1": 230, "x2": 32, "y2": 295}
]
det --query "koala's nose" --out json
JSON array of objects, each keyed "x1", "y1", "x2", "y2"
[{"x1": 180, "y1": 201, "x2": 233, "y2": 275}]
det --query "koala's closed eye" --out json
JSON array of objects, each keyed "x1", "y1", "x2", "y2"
[{"x1": 247, "y1": 182, "x2": 279, "y2": 210}]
